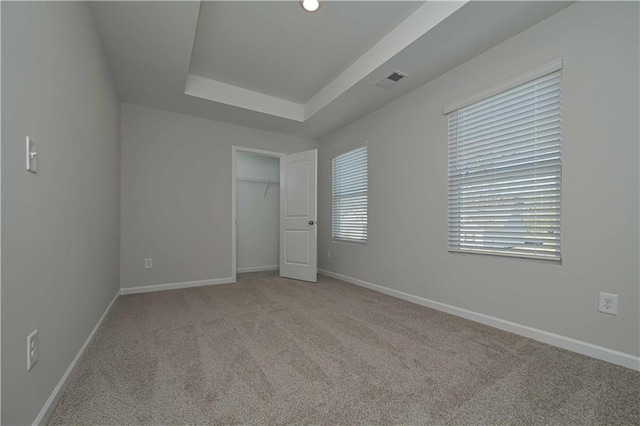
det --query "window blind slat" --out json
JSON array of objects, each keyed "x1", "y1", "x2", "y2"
[
  {"x1": 453, "y1": 93, "x2": 561, "y2": 133},
  {"x1": 449, "y1": 120, "x2": 561, "y2": 154},
  {"x1": 332, "y1": 168, "x2": 368, "y2": 182},
  {"x1": 333, "y1": 147, "x2": 368, "y2": 242},
  {"x1": 449, "y1": 108, "x2": 560, "y2": 140},
  {"x1": 451, "y1": 111, "x2": 561, "y2": 146},
  {"x1": 449, "y1": 135, "x2": 561, "y2": 164},
  {"x1": 451, "y1": 148, "x2": 561, "y2": 173},
  {"x1": 449, "y1": 172, "x2": 560, "y2": 190},
  {"x1": 453, "y1": 85, "x2": 561, "y2": 128},
  {"x1": 457, "y1": 72, "x2": 561, "y2": 116},
  {"x1": 448, "y1": 69, "x2": 562, "y2": 261},
  {"x1": 332, "y1": 180, "x2": 368, "y2": 190}
]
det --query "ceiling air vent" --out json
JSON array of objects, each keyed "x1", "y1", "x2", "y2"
[{"x1": 376, "y1": 71, "x2": 407, "y2": 89}]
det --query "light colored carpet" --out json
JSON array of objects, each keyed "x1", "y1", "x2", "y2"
[{"x1": 50, "y1": 271, "x2": 639, "y2": 425}]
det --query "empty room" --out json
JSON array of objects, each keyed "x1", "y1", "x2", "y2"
[{"x1": 2, "y1": 0, "x2": 639, "y2": 424}]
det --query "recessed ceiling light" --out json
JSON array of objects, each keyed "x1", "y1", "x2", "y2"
[{"x1": 300, "y1": 0, "x2": 321, "y2": 12}]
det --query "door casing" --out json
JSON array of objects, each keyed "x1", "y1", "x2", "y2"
[{"x1": 231, "y1": 146, "x2": 285, "y2": 283}]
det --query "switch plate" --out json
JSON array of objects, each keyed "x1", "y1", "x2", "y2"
[
  {"x1": 27, "y1": 329, "x2": 39, "y2": 370},
  {"x1": 599, "y1": 292, "x2": 618, "y2": 315},
  {"x1": 26, "y1": 136, "x2": 38, "y2": 173},
  {"x1": 326, "y1": 249, "x2": 331, "y2": 259},
  {"x1": 144, "y1": 258, "x2": 153, "y2": 269}
]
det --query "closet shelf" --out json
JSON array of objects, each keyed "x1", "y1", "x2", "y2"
[{"x1": 236, "y1": 177, "x2": 279, "y2": 185}]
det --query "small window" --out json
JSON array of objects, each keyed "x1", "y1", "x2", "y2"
[
  {"x1": 332, "y1": 147, "x2": 368, "y2": 243},
  {"x1": 447, "y1": 69, "x2": 562, "y2": 261}
]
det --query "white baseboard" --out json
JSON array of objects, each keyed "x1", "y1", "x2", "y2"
[
  {"x1": 237, "y1": 265, "x2": 279, "y2": 273},
  {"x1": 120, "y1": 277, "x2": 234, "y2": 295},
  {"x1": 33, "y1": 290, "x2": 120, "y2": 426},
  {"x1": 319, "y1": 269, "x2": 640, "y2": 371}
]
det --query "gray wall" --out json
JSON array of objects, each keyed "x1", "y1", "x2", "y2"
[
  {"x1": 237, "y1": 151, "x2": 280, "y2": 182},
  {"x1": 1, "y1": 2, "x2": 121, "y2": 424},
  {"x1": 120, "y1": 103, "x2": 316, "y2": 289},
  {"x1": 318, "y1": 2, "x2": 640, "y2": 356},
  {"x1": 236, "y1": 152, "x2": 280, "y2": 271}
]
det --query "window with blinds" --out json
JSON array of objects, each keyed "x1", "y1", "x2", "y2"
[
  {"x1": 332, "y1": 146, "x2": 368, "y2": 243},
  {"x1": 447, "y1": 68, "x2": 562, "y2": 261}
]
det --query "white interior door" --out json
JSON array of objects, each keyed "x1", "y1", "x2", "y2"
[{"x1": 280, "y1": 149, "x2": 317, "y2": 282}]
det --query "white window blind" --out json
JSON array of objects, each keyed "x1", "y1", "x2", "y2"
[
  {"x1": 447, "y1": 69, "x2": 562, "y2": 261},
  {"x1": 332, "y1": 147, "x2": 368, "y2": 243}
]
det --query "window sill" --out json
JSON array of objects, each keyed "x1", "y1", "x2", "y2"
[
  {"x1": 333, "y1": 238, "x2": 367, "y2": 245},
  {"x1": 448, "y1": 248, "x2": 561, "y2": 264}
]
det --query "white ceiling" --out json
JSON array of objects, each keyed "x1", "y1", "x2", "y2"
[
  {"x1": 190, "y1": 2, "x2": 421, "y2": 103},
  {"x1": 89, "y1": 1, "x2": 573, "y2": 140}
]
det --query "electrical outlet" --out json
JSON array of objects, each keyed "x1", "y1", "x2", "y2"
[
  {"x1": 599, "y1": 292, "x2": 618, "y2": 315},
  {"x1": 27, "y1": 329, "x2": 38, "y2": 370},
  {"x1": 144, "y1": 258, "x2": 153, "y2": 269},
  {"x1": 326, "y1": 249, "x2": 331, "y2": 259}
]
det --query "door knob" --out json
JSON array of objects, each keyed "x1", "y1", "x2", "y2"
[{"x1": 308, "y1": 221, "x2": 315, "y2": 225}]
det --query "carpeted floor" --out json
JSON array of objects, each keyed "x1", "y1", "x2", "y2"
[{"x1": 50, "y1": 271, "x2": 639, "y2": 425}]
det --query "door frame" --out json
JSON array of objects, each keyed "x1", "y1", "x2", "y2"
[{"x1": 231, "y1": 146, "x2": 285, "y2": 283}]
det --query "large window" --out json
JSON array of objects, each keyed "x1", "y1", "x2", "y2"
[
  {"x1": 447, "y1": 66, "x2": 562, "y2": 261},
  {"x1": 332, "y1": 146, "x2": 368, "y2": 243}
]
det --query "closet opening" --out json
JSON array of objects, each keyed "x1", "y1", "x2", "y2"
[{"x1": 231, "y1": 147, "x2": 284, "y2": 282}]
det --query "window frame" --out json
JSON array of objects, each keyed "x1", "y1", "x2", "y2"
[
  {"x1": 445, "y1": 60, "x2": 563, "y2": 262},
  {"x1": 331, "y1": 145, "x2": 369, "y2": 244}
]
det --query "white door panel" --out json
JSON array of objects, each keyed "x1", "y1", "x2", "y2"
[
  {"x1": 284, "y1": 230, "x2": 310, "y2": 264},
  {"x1": 280, "y1": 149, "x2": 317, "y2": 282}
]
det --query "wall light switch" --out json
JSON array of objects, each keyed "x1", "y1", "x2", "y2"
[
  {"x1": 144, "y1": 258, "x2": 153, "y2": 269},
  {"x1": 27, "y1": 329, "x2": 39, "y2": 370},
  {"x1": 26, "y1": 136, "x2": 38, "y2": 173}
]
